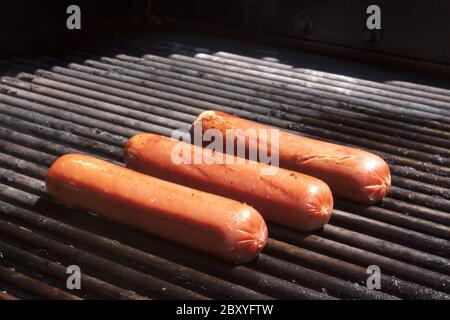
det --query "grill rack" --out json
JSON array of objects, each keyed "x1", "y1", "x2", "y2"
[{"x1": 0, "y1": 30, "x2": 449, "y2": 300}]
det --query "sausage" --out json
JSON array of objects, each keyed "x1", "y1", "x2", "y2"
[
  {"x1": 46, "y1": 154, "x2": 267, "y2": 263},
  {"x1": 125, "y1": 133, "x2": 333, "y2": 231},
  {"x1": 193, "y1": 110, "x2": 391, "y2": 204}
]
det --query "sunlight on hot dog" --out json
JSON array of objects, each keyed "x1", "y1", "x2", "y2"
[{"x1": 171, "y1": 124, "x2": 280, "y2": 176}]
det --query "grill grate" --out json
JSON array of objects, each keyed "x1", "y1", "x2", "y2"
[{"x1": 0, "y1": 30, "x2": 449, "y2": 300}]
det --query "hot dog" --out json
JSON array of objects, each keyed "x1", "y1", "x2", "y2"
[
  {"x1": 46, "y1": 154, "x2": 267, "y2": 263},
  {"x1": 193, "y1": 110, "x2": 391, "y2": 204},
  {"x1": 125, "y1": 133, "x2": 333, "y2": 231}
]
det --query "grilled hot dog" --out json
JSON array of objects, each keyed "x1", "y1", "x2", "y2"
[
  {"x1": 125, "y1": 133, "x2": 333, "y2": 231},
  {"x1": 193, "y1": 110, "x2": 391, "y2": 204},
  {"x1": 46, "y1": 154, "x2": 267, "y2": 263}
]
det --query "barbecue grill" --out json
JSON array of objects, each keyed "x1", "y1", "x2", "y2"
[{"x1": 0, "y1": 0, "x2": 449, "y2": 300}]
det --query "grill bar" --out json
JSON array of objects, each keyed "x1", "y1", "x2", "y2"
[
  {"x1": 0, "y1": 113, "x2": 123, "y2": 161},
  {"x1": 388, "y1": 186, "x2": 450, "y2": 212},
  {"x1": 1, "y1": 162, "x2": 444, "y2": 300},
  {"x1": 390, "y1": 176, "x2": 450, "y2": 200},
  {"x1": 0, "y1": 281, "x2": 36, "y2": 300},
  {"x1": 106, "y1": 36, "x2": 450, "y2": 130},
  {"x1": 0, "y1": 102, "x2": 127, "y2": 148},
  {"x1": 32, "y1": 50, "x2": 450, "y2": 142},
  {"x1": 0, "y1": 201, "x2": 273, "y2": 299},
  {"x1": 0, "y1": 265, "x2": 81, "y2": 300},
  {"x1": 0, "y1": 239, "x2": 147, "y2": 300},
  {"x1": 1, "y1": 65, "x2": 449, "y2": 217},
  {"x1": 149, "y1": 40, "x2": 450, "y2": 116},
  {"x1": 269, "y1": 226, "x2": 449, "y2": 296},
  {"x1": 329, "y1": 212, "x2": 450, "y2": 258},
  {"x1": 0, "y1": 31, "x2": 449, "y2": 300},
  {"x1": 5, "y1": 54, "x2": 449, "y2": 154},
  {"x1": 0, "y1": 152, "x2": 47, "y2": 180},
  {"x1": 0, "y1": 195, "x2": 332, "y2": 300},
  {"x1": 0, "y1": 290, "x2": 18, "y2": 300},
  {"x1": 0, "y1": 80, "x2": 182, "y2": 140},
  {"x1": 387, "y1": 81, "x2": 450, "y2": 97},
  {"x1": 27, "y1": 55, "x2": 450, "y2": 164},
  {"x1": 2, "y1": 66, "x2": 450, "y2": 195},
  {"x1": 321, "y1": 223, "x2": 449, "y2": 274},
  {"x1": 1, "y1": 121, "x2": 448, "y2": 259},
  {"x1": 147, "y1": 33, "x2": 450, "y2": 105},
  {"x1": 48, "y1": 55, "x2": 450, "y2": 161},
  {"x1": 379, "y1": 198, "x2": 450, "y2": 226},
  {"x1": 173, "y1": 50, "x2": 450, "y2": 117},
  {"x1": 3, "y1": 59, "x2": 448, "y2": 184},
  {"x1": 9, "y1": 54, "x2": 450, "y2": 179},
  {"x1": 265, "y1": 239, "x2": 445, "y2": 299},
  {"x1": 252, "y1": 254, "x2": 397, "y2": 299},
  {"x1": 0, "y1": 217, "x2": 208, "y2": 300},
  {"x1": 334, "y1": 200, "x2": 450, "y2": 240}
]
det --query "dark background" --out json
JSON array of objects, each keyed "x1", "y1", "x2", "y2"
[
  {"x1": 0, "y1": 0, "x2": 149, "y2": 55},
  {"x1": 1, "y1": 0, "x2": 449, "y2": 66},
  {"x1": 151, "y1": 0, "x2": 450, "y2": 66}
]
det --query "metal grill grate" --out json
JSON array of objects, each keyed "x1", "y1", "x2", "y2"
[{"x1": 0, "y1": 31, "x2": 449, "y2": 300}]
